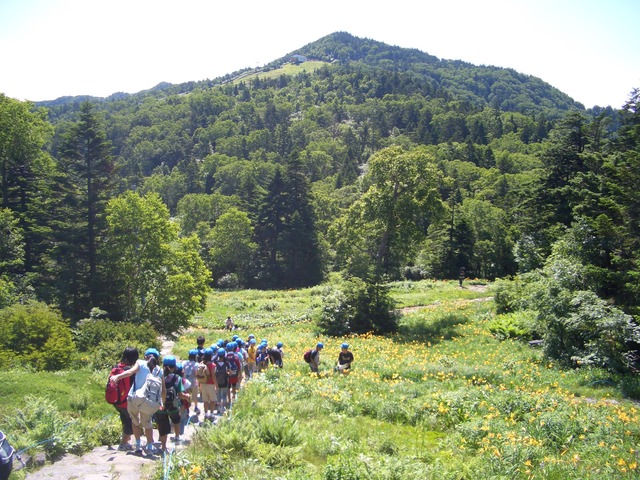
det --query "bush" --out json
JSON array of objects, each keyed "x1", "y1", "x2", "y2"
[
  {"x1": 0, "y1": 302, "x2": 75, "y2": 371},
  {"x1": 74, "y1": 317, "x2": 158, "y2": 353},
  {"x1": 488, "y1": 311, "x2": 534, "y2": 340},
  {"x1": 317, "y1": 277, "x2": 398, "y2": 336}
]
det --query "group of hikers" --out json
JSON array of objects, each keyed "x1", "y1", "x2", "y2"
[{"x1": 106, "y1": 332, "x2": 354, "y2": 456}]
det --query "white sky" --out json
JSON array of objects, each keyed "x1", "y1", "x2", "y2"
[{"x1": 1, "y1": 0, "x2": 638, "y2": 108}]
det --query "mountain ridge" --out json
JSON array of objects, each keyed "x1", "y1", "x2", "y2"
[{"x1": 36, "y1": 31, "x2": 586, "y2": 114}]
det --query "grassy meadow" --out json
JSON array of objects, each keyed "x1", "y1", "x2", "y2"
[
  {"x1": 231, "y1": 61, "x2": 329, "y2": 85},
  {"x1": 168, "y1": 281, "x2": 640, "y2": 480},
  {"x1": 2, "y1": 280, "x2": 640, "y2": 479}
]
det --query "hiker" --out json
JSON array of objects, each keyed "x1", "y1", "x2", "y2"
[
  {"x1": 199, "y1": 348, "x2": 217, "y2": 421},
  {"x1": 226, "y1": 342, "x2": 243, "y2": 404},
  {"x1": 246, "y1": 338, "x2": 257, "y2": 378},
  {"x1": 195, "y1": 336, "x2": 206, "y2": 363},
  {"x1": 335, "y1": 343, "x2": 354, "y2": 374},
  {"x1": 309, "y1": 342, "x2": 323, "y2": 374},
  {"x1": 175, "y1": 362, "x2": 192, "y2": 436},
  {"x1": 111, "y1": 347, "x2": 163, "y2": 455},
  {"x1": 458, "y1": 267, "x2": 466, "y2": 287},
  {"x1": 108, "y1": 347, "x2": 137, "y2": 451},
  {"x1": 183, "y1": 349, "x2": 200, "y2": 415},
  {"x1": 267, "y1": 345, "x2": 283, "y2": 368},
  {"x1": 256, "y1": 345, "x2": 269, "y2": 372},
  {"x1": 225, "y1": 316, "x2": 235, "y2": 331},
  {"x1": 156, "y1": 355, "x2": 186, "y2": 452},
  {"x1": 214, "y1": 348, "x2": 230, "y2": 414}
]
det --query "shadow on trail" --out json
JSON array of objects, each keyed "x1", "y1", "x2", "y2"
[{"x1": 397, "y1": 313, "x2": 469, "y2": 345}]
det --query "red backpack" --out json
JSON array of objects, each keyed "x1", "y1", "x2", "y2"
[
  {"x1": 303, "y1": 349, "x2": 312, "y2": 363},
  {"x1": 105, "y1": 364, "x2": 131, "y2": 406}
]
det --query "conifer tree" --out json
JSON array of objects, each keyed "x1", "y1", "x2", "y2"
[{"x1": 53, "y1": 102, "x2": 116, "y2": 320}]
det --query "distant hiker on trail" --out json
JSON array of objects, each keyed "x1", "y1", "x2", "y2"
[
  {"x1": 458, "y1": 267, "x2": 466, "y2": 287},
  {"x1": 156, "y1": 355, "x2": 186, "y2": 452},
  {"x1": 246, "y1": 338, "x2": 257, "y2": 378},
  {"x1": 199, "y1": 348, "x2": 216, "y2": 422},
  {"x1": 214, "y1": 348, "x2": 230, "y2": 415},
  {"x1": 110, "y1": 347, "x2": 163, "y2": 456},
  {"x1": 107, "y1": 347, "x2": 137, "y2": 451},
  {"x1": 308, "y1": 342, "x2": 323, "y2": 374},
  {"x1": 335, "y1": 343, "x2": 354, "y2": 374},
  {"x1": 225, "y1": 316, "x2": 235, "y2": 331},
  {"x1": 195, "y1": 336, "x2": 206, "y2": 363},
  {"x1": 183, "y1": 349, "x2": 199, "y2": 416},
  {"x1": 268, "y1": 345, "x2": 283, "y2": 368}
]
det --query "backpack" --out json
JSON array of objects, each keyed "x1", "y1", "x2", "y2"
[
  {"x1": 183, "y1": 360, "x2": 195, "y2": 380},
  {"x1": 0, "y1": 430, "x2": 14, "y2": 480},
  {"x1": 215, "y1": 360, "x2": 229, "y2": 387},
  {"x1": 105, "y1": 364, "x2": 131, "y2": 406},
  {"x1": 226, "y1": 357, "x2": 239, "y2": 380},
  {"x1": 195, "y1": 362, "x2": 208, "y2": 382},
  {"x1": 303, "y1": 349, "x2": 312, "y2": 363},
  {"x1": 133, "y1": 372, "x2": 163, "y2": 415},
  {"x1": 164, "y1": 374, "x2": 181, "y2": 411}
]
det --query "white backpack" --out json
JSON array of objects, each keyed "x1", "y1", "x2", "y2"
[{"x1": 133, "y1": 372, "x2": 163, "y2": 415}]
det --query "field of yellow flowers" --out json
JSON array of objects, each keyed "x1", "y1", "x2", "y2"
[{"x1": 170, "y1": 281, "x2": 640, "y2": 479}]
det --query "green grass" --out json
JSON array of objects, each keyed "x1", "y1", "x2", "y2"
[
  {"x1": 169, "y1": 283, "x2": 640, "y2": 479},
  {"x1": 231, "y1": 61, "x2": 328, "y2": 85},
  {"x1": 3, "y1": 281, "x2": 640, "y2": 479}
]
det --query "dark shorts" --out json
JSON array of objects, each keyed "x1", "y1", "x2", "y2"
[
  {"x1": 155, "y1": 410, "x2": 181, "y2": 437},
  {"x1": 115, "y1": 405, "x2": 133, "y2": 435}
]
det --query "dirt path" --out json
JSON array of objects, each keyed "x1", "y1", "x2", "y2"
[
  {"x1": 25, "y1": 340, "x2": 202, "y2": 480},
  {"x1": 398, "y1": 284, "x2": 493, "y2": 315}
]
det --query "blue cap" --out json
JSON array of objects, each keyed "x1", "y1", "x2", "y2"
[
  {"x1": 232, "y1": 335, "x2": 239, "y2": 341},
  {"x1": 236, "y1": 339, "x2": 244, "y2": 347},
  {"x1": 341, "y1": 343, "x2": 349, "y2": 349},
  {"x1": 250, "y1": 339, "x2": 256, "y2": 345},
  {"x1": 317, "y1": 342, "x2": 324, "y2": 349},
  {"x1": 188, "y1": 349, "x2": 198, "y2": 356},
  {"x1": 176, "y1": 362, "x2": 183, "y2": 374},
  {"x1": 204, "y1": 347, "x2": 214, "y2": 356},
  {"x1": 145, "y1": 348, "x2": 159, "y2": 358},
  {"x1": 248, "y1": 334, "x2": 255, "y2": 339},
  {"x1": 217, "y1": 348, "x2": 226, "y2": 356},
  {"x1": 163, "y1": 355, "x2": 176, "y2": 367},
  {"x1": 277, "y1": 342, "x2": 283, "y2": 348}
]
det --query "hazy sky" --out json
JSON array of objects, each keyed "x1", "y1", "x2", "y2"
[{"x1": 1, "y1": 0, "x2": 638, "y2": 108}]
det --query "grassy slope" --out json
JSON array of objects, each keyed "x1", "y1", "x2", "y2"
[
  {"x1": 170, "y1": 281, "x2": 640, "y2": 479},
  {"x1": 231, "y1": 61, "x2": 328, "y2": 85},
  {"x1": 2, "y1": 281, "x2": 639, "y2": 479}
]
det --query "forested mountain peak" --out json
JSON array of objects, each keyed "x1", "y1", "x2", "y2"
[{"x1": 38, "y1": 31, "x2": 583, "y2": 118}]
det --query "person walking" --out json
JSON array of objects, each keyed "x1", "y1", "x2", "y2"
[{"x1": 111, "y1": 347, "x2": 163, "y2": 455}]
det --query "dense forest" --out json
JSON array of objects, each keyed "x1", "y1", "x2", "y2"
[{"x1": 1, "y1": 32, "x2": 638, "y2": 349}]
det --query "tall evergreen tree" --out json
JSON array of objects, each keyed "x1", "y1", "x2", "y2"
[
  {"x1": 254, "y1": 158, "x2": 323, "y2": 288},
  {"x1": 54, "y1": 102, "x2": 116, "y2": 320},
  {"x1": 0, "y1": 95, "x2": 54, "y2": 276}
]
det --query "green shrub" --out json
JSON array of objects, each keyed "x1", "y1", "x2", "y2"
[
  {"x1": 72, "y1": 317, "x2": 159, "y2": 368},
  {"x1": 74, "y1": 317, "x2": 158, "y2": 352},
  {"x1": 488, "y1": 311, "x2": 534, "y2": 340},
  {"x1": 0, "y1": 302, "x2": 75, "y2": 371},
  {"x1": 317, "y1": 277, "x2": 398, "y2": 336}
]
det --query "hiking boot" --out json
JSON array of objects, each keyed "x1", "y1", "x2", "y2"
[
  {"x1": 118, "y1": 443, "x2": 133, "y2": 451},
  {"x1": 145, "y1": 444, "x2": 158, "y2": 456},
  {"x1": 170, "y1": 436, "x2": 181, "y2": 443}
]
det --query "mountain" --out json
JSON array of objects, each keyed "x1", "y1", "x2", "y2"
[{"x1": 38, "y1": 32, "x2": 584, "y2": 118}]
